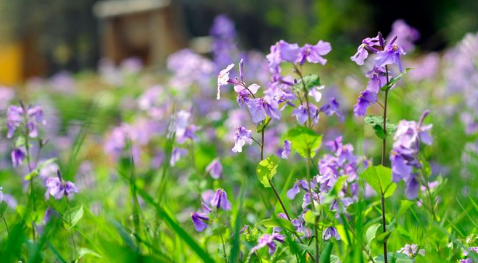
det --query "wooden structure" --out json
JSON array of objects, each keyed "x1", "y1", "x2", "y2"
[{"x1": 93, "y1": 0, "x2": 187, "y2": 66}]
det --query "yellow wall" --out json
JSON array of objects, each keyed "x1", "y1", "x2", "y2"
[{"x1": 0, "y1": 41, "x2": 22, "y2": 86}]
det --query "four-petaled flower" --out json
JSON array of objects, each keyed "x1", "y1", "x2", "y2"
[
  {"x1": 250, "y1": 233, "x2": 285, "y2": 255},
  {"x1": 45, "y1": 170, "x2": 79, "y2": 200}
]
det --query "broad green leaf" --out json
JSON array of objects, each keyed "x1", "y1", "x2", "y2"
[
  {"x1": 259, "y1": 217, "x2": 295, "y2": 233},
  {"x1": 364, "y1": 115, "x2": 397, "y2": 138},
  {"x1": 380, "y1": 68, "x2": 412, "y2": 92},
  {"x1": 256, "y1": 156, "x2": 279, "y2": 188},
  {"x1": 330, "y1": 255, "x2": 340, "y2": 263},
  {"x1": 285, "y1": 126, "x2": 323, "y2": 158},
  {"x1": 293, "y1": 74, "x2": 321, "y2": 93},
  {"x1": 361, "y1": 165, "x2": 396, "y2": 198},
  {"x1": 375, "y1": 253, "x2": 414, "y2": 263},
  {"x1": 65, "y1": 205, "x2": 84, "y2": 228},
  {"x1": 365, "y1": 223, "x2": 381, "y2": 247}
]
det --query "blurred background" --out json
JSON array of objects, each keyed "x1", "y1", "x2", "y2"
[{"x1": 0, "y1": 0, "x2": 476, "y2": 86}]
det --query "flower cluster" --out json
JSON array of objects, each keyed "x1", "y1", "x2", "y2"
[
  {"x1": 285, "y1": 136, "x2": 363, "y2": 241},
  {"x1": 390, "y1": 110, "x2": 433, "y2": 199},
  {"x1": 351, "y1": 33, "x2": 406, "y2": 116}
]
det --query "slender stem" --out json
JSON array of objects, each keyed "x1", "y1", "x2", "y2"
[
  {"x1": 381, "y1": 65, "x2": 390, "y2": 263},
  {"x1": 306, "y1": 154, "x2": 319, "y2": 263},
  {"x1": 251, "y1": 137, "x2": 262, "y2": 147},
  {"x1": 220, "y1": 232, "x2": 228, "y2": 263},
  {"x1": 294, "y1": 65, "x2": 313, "y2": 128},
  {"x1": 260, "y1": 123, "x2": 315, "y2": 261}
]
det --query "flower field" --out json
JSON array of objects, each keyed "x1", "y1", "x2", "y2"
[{"x1": 0, "y1": 15, "x2": 477, "y2": 263}]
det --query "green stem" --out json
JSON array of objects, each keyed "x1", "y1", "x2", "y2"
[{"x1": 381, "y1": 65, "x2": 390, "y2": 263}]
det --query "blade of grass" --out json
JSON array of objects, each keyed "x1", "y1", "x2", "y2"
[{"x1": 136, "y1": 187, "x2": 215, "y2": 263}]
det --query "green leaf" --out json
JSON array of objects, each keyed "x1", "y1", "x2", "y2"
[
  {"x1": 364, "y1": 115, "x2": 397, "y2": 138},
  {"x1": 48, "y1": 242, "x2": 67, "y2": 263},
  {"x1": 293, "y1": 74, "x2": 321, "y2": 93},
  {"x1": 380, "y1": 68, "x2": 412, "y2": 92},
  {"x1": 361, "y1": 165, "x2": 396, "y2": 198},
  {"x1": 374, "y1": 231, "x2": 392, "y2": 244},
  {"x1": 295, "y1": 242, "x2": 316, "y2": 254},
  {"x1": 259, "y1": 217, "x2": 296, "y2": 233},
  {"x1": 65, "y1": 205, "x2": 84, "y2": 228},
  {"x1": 256, "y1": 117, "x2": 271, "y2": 133},
  {"x1": 285, "y1": 126, "x2": 323, "y2": 158},
  {"x1": 256, "y1": 156, "x2": 279, "y2": 188},
  {"x1": 77, "y1": 247, "x2": 102, "y2": 260},
  {"x1": 319, "y1": 242, "x2": 333, "y2": 263},
  {"x1": 375, "y1": 253, "x2": 414, "y2": 263},
  {"x1": 24, "y1": 170, "x2": 39, "y2": 181},
  {"x1": 397, "y1": 200, "x2": 415, "y2": 216},
  {"x1": 365, "y1": 223, "x2": 381, "y2": 247}
]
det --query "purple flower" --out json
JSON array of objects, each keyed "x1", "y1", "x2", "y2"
[
  {"x1": 350, "y1": 44, "x2": 369, "y2": 65},
  {"x1": 320, "y1": 98, "x2": 344, "y2": 122},
  {"x1": 206, "y1": 159, "x2": 223, "y2": 179},
  {"x1": 366, "y1": 66, "x2": 388, "y2": 93},
  {"x1": 390, "y1": 111, "x2": 433, "y2": 197},
  {"x1": 322, "y1": 227, "x2": 341, "y2": 241},
  {"x1": 276, "y1": 40, "x2": 301, "y2": 63},
  {"x1": 353, "y1": 90, "x2": 377, "y2": 116},
  {"x1": 6, "y1": 106, "x2": 24, "y2": 138},
  {"x1": 232, "y1": 127, "x2": 253, "y2": 153},
  {"x1": 210, "y1": 188, "x2": 231, "y2": 211},
  {"x1": 11, "y1": 148, "x2": 25, "y2": 167},
  {"x1": 246, "y1": 96, "x2": 281, "y2": 123},
  {"x1": 308, "y1": 85, "x2": 324, "y2": 102},
  {"x1": 292, "y1": 103, "x2": 319, "y2": 125},
  {"x1": 375, "y1": 38, "x2": 406, "y2": 72},
  {"x1": 279, "y1": 140, "x2": 291, "y2": 159},
  {"x1": 45, "y1": 170, "x2": 79, "y2": 200},
  {"x1": 460, "y1": 259, "x2": 473, "y2": 263},
  {"x1": 217, "y1": 64, "x2": 235, "y2": 100},
  {"x1": 250, "y1": 233, "x2": 285, "y2": 255},
  {"x1": 191, "y1": 212, "x2": 209, "y2": 232},
  {"x1": 299, "y1": 40, "x2": 332, "y2": 65},
  {"x1": 388, "y1": 20, "x2": 420, "y2": 52},
  {"x1": 170, "y1": 147, "x2": 187, "y2": 167},
  {"x1": 350, "y1": 34, "x2": 384, "y2": 65},
  {"x1": 287, "y1": 183, "x2": 301, "y2": 199},
  {"x1": 287, "y1": 180, "x2": 312, "y2": 199},
  {"x1": 398, "y1": 244, "x2": 425, "y2": 258},
  {"x1": 405, "y1": 175, "x2": 420, "y2": 199}
]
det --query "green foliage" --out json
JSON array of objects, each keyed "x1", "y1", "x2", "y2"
[
  {"x1": 285, "y1": 126, "x2": 323, "y2": 158},
  {"x1": 258, "y1": 217, "x2": 296, "y2": 232},
  {"x1": 361, "y1": 165, "x2": 396, "y2": 198},
  {"x1": 293, "y1": 74, "x2": 321, "y2": 93},
  {"x1": 256, "y1": 156, "x2": 279, "y2": 188},
  {"x1": 380, "y1": 68, "x2": 412, "y2": 92},
  {"x1": 364, "y1": 115, "x2": 397, "y2": 139}
]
